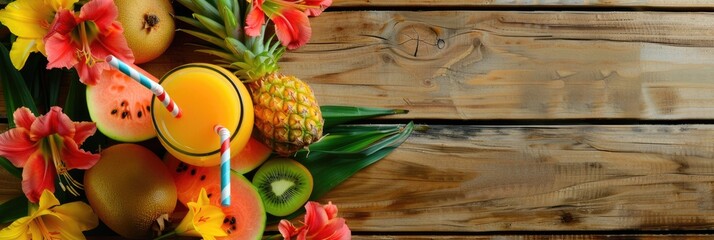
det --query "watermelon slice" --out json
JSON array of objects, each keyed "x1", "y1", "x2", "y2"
[
  {"x1": 165, "y1": 154, "x2": 266, "y2": 239},
  {"x1": 232, "y1": 136, "x2": 272, "y2": 174},
  {"x1": 87, "y1": 67, "x2": 158, "y2": 142}
]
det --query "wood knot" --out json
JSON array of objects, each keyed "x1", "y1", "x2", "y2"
[{"x1": 394, "y1": 23, "x2": 444, "y2": 58}]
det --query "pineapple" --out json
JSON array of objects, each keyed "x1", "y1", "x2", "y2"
[{"x1": 175, "y1": 0, "x2": 324, "y2": 156}]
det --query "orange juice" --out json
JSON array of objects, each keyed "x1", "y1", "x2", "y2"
[{"x1": 152, "y1": 63, "x2": 254, "y2": 166}]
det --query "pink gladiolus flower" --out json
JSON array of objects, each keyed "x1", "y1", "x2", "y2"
[
  {"x1": 279, "y1": 201, "x2": 351, "y2": 240},
  {"x1": 0, "y1": 107, "x2": 99, "y2": 203},
  {"x1": 245, "y1": 0, "x2": 313, "y2": 50},
  {"x1": 44, "y1": 0, "x2": 134, "y2": 85}
]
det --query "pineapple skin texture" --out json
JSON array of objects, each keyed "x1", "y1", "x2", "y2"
[{"x1": 250, "y1": 73, "x2": 324, "y2": 156}]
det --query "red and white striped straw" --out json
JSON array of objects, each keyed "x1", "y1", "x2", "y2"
[
  {"x1": 214, "y1": 125, "x2": 231, "y2": 206},
  {"x1": 105, "y1": 55, "x2": 182, "y2": 118}
]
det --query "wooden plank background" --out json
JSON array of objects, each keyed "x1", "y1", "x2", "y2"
[{"x1": 6, "y1": 1, "x2": 714, "y2": 239}]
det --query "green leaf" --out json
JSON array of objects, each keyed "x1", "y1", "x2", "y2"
[
  {"x1": 47, "y1": 69, "x2": 63, "y2": 107},
  {"x1": 321, "y1": 105, "x2": 409, "y2": 128},
  {"x1": 191, "y1": 0, "x2": 221, "y2": 20},
  {"x1": 0, "y1": 157, "x2": 20, "y2": 179},
  {"x1": 266, "y1": 123, "x2": 414, "y2": 224},
  {"x1": 193, "y1": 13, "x2": 227, "y2": 39},
  {"x1": 63, "y1": 71, "x2": 85, "y2": 120},
  {"x1": 300, "y1": 123, "x2": 413, "y2": 196},
  {"x1": 179, "y1": 29, "x2": 230, "y2": 50},
  {"x1": 0, "y1": 195, "x2": 28, "y2": 224},
  {"x1": 0, "y1": 43, "x2": 37, "y2": 127},
  {"x1": 176, "y1": 16, "x2": 207, "y2": 32}
]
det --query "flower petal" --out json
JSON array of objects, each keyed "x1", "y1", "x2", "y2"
[
  {"x1": 324, "y1": 201, "x2": 338, "y2": 220},
  {"x1": 8, "y1": 38, "x2": 38, "y2": 69},
  {"x1": 272, "y1": 9, "x2": 311, "y2": 50},
  {"x1": 22, "y1": 154, "x2": 56, "y2": 203},
  {"x1": 303, "y1": 201, "x2": 328, "y2": 233},
  {"x1": 60, "y1": 136, "x2": 99, "y2": 170},
  {"x1": 0, "y1": 215, "x2": 32, "y2": 240},
  {"x1": 310, "y1": 218, "x2": 351, "y2": 240},
  {"x1": 0, "y1": 128, "x2": 37, "y2": 168},
  {"x1": 279, "y1": 219, "x2": 299, "y2": 239},
  {"x1": 51, "y1": 201, "x2": 99, "y2": 231},
  {"x1": 30, "y1": 107, "x2": 64, "y2": 139},
  {"x1": 304, "y1": 0, "x2": 332, "y2": 16},
  {"x1": 78, "y1": 0, "x2": 117, "y2": 31},
  {"x1": 36, "y1": 190, "x2": 60, "y2": 212},
  {"x1": 13, "y1": 107, "x2": 36, "y2": 130},
  {"x1": 42, "y1": 214, "x2": 86, "y2": 240},
  {"x1": 47, "y1": 0, "x2": 80, "y2": 12},
  {"x1": 0, "y1": 0, "x2": 52, "y2": 39},
  {"x1": 44, "y1": 30, "x2": 79, "y2": 70},
  {"x1": 245, "y1": 6, "x2": 266, "y2": 36},
  {"x1": 45, "y1": 8, "x2": 77, "y2": 38},
  {"x1": 88, "y1": 22, "x2": 135, "y2": 64},
  {"x1": 49, "y1": 106, "x2": 76, "y2": 137},
  {"x1": 72, "y1": 122, "x2": 96, "y2": 145}
]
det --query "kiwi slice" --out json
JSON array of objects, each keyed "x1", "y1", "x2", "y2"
[{"x1": 252, "y1": 158, "x2": 314, "y2": 216}]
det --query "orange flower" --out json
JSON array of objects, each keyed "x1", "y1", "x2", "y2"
[
  {"x1": 0, "y1": 107, "x2": 99, "y2": 202},
  {"x1": 279, "y1": 201, "x2": 351, "y2": 240},
  {"x1": 44, "y1": 0, "x2": 134, "y2": 85}
]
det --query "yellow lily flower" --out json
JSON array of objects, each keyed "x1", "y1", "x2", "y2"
[
  {"x1": 174, "y1": 188, "x2": 227, "y2": 240},
  {"x1": 0, "y1": 0, "x2": 78, "y2": 69},
  {"x1": 0, "y1": 189, "x2": 98, "y2": 240}
]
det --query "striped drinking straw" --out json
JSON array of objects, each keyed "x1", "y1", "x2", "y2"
[
  {"x1": 215, "y1": 125, "x2": 231, "y2": 206},
  {"x1": 105, "y1": 55, "x2": 182, "y2": 118}
]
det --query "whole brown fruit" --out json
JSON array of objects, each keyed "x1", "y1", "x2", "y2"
[
  {"x1": 84, "y1": 144, "x2": 177, "y2": 239},
  {"x1": 114, "y1": 0, "x2": 175, "y2": 64}
]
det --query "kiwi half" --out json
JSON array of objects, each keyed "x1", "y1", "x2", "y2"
[{"x1": 252, "y1": 158, "x2": 314, "y2": 216}]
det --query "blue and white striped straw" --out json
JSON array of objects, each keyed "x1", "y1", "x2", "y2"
[
  {"x1": 214, "y1": 125, "x2": 231, "y2": 206},
  {"x1": 105, "y1": 55, "x2": 182, "y2": 118}
]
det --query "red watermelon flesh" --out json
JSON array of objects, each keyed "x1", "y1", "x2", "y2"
[
  {"x1": 165, "y1": 154, "x2": 266, "y2": 239},
  {"x1": 232, "y1": 136, "x2": 272, "y2": 174}
]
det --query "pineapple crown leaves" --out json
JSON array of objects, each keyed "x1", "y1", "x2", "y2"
[{"x1": 176, "y1": 0, "x2": 284, "y2": 80}]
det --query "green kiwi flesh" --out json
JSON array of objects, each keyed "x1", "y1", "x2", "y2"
[{"x1": 252, "y1": 158, "x2": 314, "y2": 216}]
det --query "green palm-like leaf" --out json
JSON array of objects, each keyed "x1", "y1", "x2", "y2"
[
  {"x1": 321, "y1": 105, "x2": 409, "y2": 128},
  {"x1": 0, "y1": 44, "x2": 36, "y2": 179},
  {"x1": 267, "y1": 122, "x2": 415, "y2": 222},
  {"x1": 0, "y1": 195, "x2": 27, "y2": 223}
]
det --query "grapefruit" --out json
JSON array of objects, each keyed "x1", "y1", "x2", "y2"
[
  {"x1": 86, "y1": 67, "x2": 157, "y2": 142},
  {"x1": 85, "y1": 144, "x2": 177, "y2": 239},
  {"x1": 114, "y1": 0, "x2": 175, "y2": 64},
  {"x1": 165, "y1": 154, "x2": 266, "y2": 240}
]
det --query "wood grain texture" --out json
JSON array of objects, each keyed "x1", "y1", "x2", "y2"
[
  {"x1": 333, "y1": 0, "x2": 714, "y2": 8},
  {"x1": 352, "y1": 235, "x2": 714, "y2": 240},
  {"x1": 277, "y1": 11, "x2": 714, "y2": 120},
  {"x1": 312, "y1": 124, "x2": 714, "y2": 232}
]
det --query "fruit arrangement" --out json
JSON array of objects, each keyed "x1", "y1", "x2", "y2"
[{"x1": 0, "y1": 0, "x2": 413, "y2": 239}]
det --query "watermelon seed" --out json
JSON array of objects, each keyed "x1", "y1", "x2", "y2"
[
  {"x1": 230, "y1": 217, "x2": 236, "y2": 224},
  {"x1": 137, "y1": 111, "x2": 143, "y2": 118},
  {"x1": 224, "y1": 217, "x2": 229, "y2": 223},
  {"x1": 207, "y1": 193, "x2": 212, "y2": 198},
  {"x1": 111, "y1": 109, "x2": 118, "y2": 115},
  {"x1": 120, "y1": 100, "x2": 128, "y2": 107},
  {"x1": 146, "y1": 106, "x2": 151, "y2": 111},
  {"x1": 226, "y1": 229, "x2": 232, "y2": 234},
  {"x1": 200, "y1": 175, "x2": 206, "y2": 181},
  {"x1": 190, "y1": 169, "x2": 196, "y2": 176},
  {"x1": 121, "y1": 111, "x2": 129, "y2": 119}
]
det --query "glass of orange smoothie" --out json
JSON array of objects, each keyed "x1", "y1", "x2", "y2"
[{"x1": 151, "y1": 63, "x2": 254, "y2": 166}]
